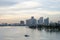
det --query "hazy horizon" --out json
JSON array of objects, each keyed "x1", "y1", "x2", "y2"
[{"x1": 0, "y1": 0, "x2": 60, "y2": 23}]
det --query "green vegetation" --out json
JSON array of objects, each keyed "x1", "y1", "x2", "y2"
[{"x1": 29, "y1": 23, "x2": 60, "y2": 32}]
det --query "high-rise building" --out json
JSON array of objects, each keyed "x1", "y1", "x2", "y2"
[
  {"x1": 26, "y1": 19, "x2": 30, "y2": 26},
  {"x1": 26, "y1": 16, "x2": 37, "y2": 26},
  {"x1": 20, "y1": 21, "x2": 25, "y2": 26},
  {"x1": 58, "y1": 21, "x2": 60, "y2": 24},
  {"x1": 44, "y1": 18, "x2": 49, "y2": 25},
  {"x1": 38, "y1": 17, "x2": 43, "y2": 25}
]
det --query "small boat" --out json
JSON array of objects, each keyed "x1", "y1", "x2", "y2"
[{"x1": 25, "y1": 35, "x2": 30, "y2": 37}]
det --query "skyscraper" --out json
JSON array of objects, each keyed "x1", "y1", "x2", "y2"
[
  {"x1": 38, "y1": 17, "x2": 43, "y2": 25},
  {"x1": 26, "y1": 19, "x2": 30, "y2": 26},
  {"x1": 44, "y1": 18, "x2": 49, "y2": 25},
  {"x1": 20, "y1": 21, "x2": 25, "y2": 26},
  {"x1": 26, "y1": 16, "x2": 37, "y2": 26},
  {"x1": 58, "y1": 21, "x2": 60, "y2": 24}
]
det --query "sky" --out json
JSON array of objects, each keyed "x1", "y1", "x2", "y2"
[{"x1": 0, "y1": 0, "x2": 60, "y2": 23}]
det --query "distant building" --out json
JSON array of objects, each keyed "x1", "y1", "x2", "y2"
[
  {"x1": 38, "y1": 17, "x2": 43, "y2": 25},
  {"x1": 26, "y1": 16, "x2": 37, "y2": 26},
  {"x1": 58, "y1": 21, "x2": 60, "y2": 24},
  {"x1": 50, "y1": 22, "x2": 56, "y2": 26},
  {"x1": 20, "y1": 21, "x2": 25, "y2": 26},
  {"x1": 1, "y1": 23, "x2": 8, "y2": 26},
  {"x1": 26, "y1": 20, "x2": 30, "y2": 26},
  {"x1": 44, "y1": 18, "x2": 49, "y2": 25},
  {"x1": 12, "y1": 23, "x2": 20, "y2": 26}
]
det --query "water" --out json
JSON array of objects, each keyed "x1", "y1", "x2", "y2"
[{"x1": 0, "y1": 26, "x2": 60, "y2": 40}]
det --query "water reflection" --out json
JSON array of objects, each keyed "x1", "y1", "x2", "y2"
[{"x1": 0, "y1": 26, "x2": 60, "y2": 40}]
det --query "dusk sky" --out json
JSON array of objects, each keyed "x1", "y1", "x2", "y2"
[{"x1": 0, "y1": 0, "x2": 60, "y2": 23}]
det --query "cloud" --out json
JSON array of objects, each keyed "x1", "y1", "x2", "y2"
[
  {"x1": 0, "y1": 1, "x2": 42, "y2": 15},
  {"x1": 41, "y1": 0, "x2": 60, "y2": 11},
  {"x1": 0, "y1": 0, "x2": 17, "y2": 6},
  {"x1": 9, "y1": 1, "x2": 42, "y2": 9},
  {"x1": 0, "y1": 0, "x2": 38, "y2": 6},
  {"x1": 0, "y1": 0, "x2": 60, "y2": 23}
]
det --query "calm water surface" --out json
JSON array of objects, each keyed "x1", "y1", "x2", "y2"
[{"x1": 0, "y1": 26, "x2": 60, "y2": 40}]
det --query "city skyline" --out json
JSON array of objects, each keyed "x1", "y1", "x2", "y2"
[
  {"x1": 0, "y1": 16, "x2": 60, "y2": 26},
  {"x1": 0, "y1": 16, "x2": 60, "y2": 24},
  {"x1": 0, "y1": 16, "x2": 60, "y2": 23},
  {"x1": 0, "y1": 0, "x2": 60, "y2": 23}
]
